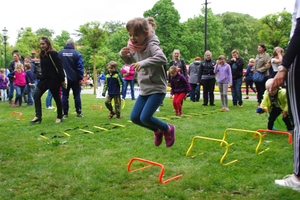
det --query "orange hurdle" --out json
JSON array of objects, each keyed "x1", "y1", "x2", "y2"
[
  {"x1": 10, "y1": 111, "x2": 22, "y2": 120},
  {"x1": 127, "y1": 158, "x2": 183, "y2": 184},
  {"x1": 91, "y1": 105, "x2": 102, "y2": 111},
  {"x1": 254, "y1": 129, "x2": 292, "y2": 144}
]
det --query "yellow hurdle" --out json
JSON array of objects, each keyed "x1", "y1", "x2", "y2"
[
  {"x1": 186, "y1": 136, "x2": 238, "y2": 166},
  {"x1": 93, "y1": 126, "x2": 109, "y2": 131},
  {"x1": 79, "y1": 129, "x2": 94, "y2": 134},
  {"x1": 220, "y1": 128, "x2": 267, "y2": 154},
  {"x1": 110, "y1": 123, "x2": 125, "y2": 127}
]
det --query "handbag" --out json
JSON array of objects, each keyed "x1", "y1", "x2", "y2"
[
  {"x1": 49, "y1": 53, "x2": 68, "y2": 89},
  {"x1": 253, "y1": 70, "x2": 265, "y2": 82}
]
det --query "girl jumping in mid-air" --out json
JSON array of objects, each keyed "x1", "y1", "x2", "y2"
[{"x1": 120, "y1": 17, "x2": 175, "y2": 147}]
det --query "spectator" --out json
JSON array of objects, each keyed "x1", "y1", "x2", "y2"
[
  {"x1": 227, "y1": 49, "x2": 245, "y2": 107},
  {"x1": 197, "y1": 50, "x2": 216, "y2": 106},
  {"x1": 58, "y1": 39, "x2": 84, "y2": 118},
  {"x1": 254, "y1": 44, "x2": 271, "y2": 107},
  {"x1": 244, "y1": 58, "x2": 257, "y2": 99},
  {"x1": 188, "y1": 57, "x2": 201, "y2": 102}
]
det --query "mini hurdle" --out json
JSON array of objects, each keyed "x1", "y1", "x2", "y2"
[
  {"x1": 255, "y1": 129, "x2": 292, "y2": 144},
  {"x1": 91, "y1": 105, "x2": 103, "y2": 111},
  {"x1": 221, "y1": 128, "x2": 269, "y2": 154},
  {"x1": 186, "y1": 136, "x2": 238, "y2": 166},
  {"x1": 127, "y1": 158, "x2": 183, "y2": 184},
  {"x1": 10, "y1": 111, "x2": 22, "y2": 120}
]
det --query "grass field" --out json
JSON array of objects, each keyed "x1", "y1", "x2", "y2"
[{"x1": 0, "y1": 91, "x2": 298, "y2": 199}]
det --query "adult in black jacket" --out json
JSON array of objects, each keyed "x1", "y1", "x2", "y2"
[
  {"x1": 227, "y1": 49, "x2": 245, "y2": 107},
  {"x1": 29, "y1": 37, "x2": 65, "y2": 124},
  {"x1": 169, "y1": 49, "x2": 187, "y2": 80},
  {"x1": 197, "y1": 50, "x2": 216, "y2": 106}
]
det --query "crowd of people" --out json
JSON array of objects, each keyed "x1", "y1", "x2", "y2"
[{"x1": 1, "y1": 2, "x2": 300, "y2": 190}]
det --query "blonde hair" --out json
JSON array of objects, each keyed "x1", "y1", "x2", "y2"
[
  {"x1": 107, "y1": 61, "x2": 117, "y2": 69},
  {"x1": 172, "y1": 49, "x2": 180, "y2": 60},
  {"x1": 0, "y1": 68, "x2": 6, "y2": 82},
  {"x1": 265, "y1": 78, "x2": 275, "y2": 89},
  {"x1": 249, "y1": 58, "x2": 255, "y2": 63},
  {"x1": 126, "y1": 17, "x2": 156, "y2": 36},
  {"x1": 204, "y1": 50, "x2": 212, "y2": 58},
  {"x1": 15, "y1": 63, "x2": 24, "y2": 73}
]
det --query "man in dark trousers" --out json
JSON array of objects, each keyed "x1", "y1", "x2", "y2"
[
  {"x1": 227, "y1": 49, "x2": 244, "y2": 107},
  {"x1": 58, "y1": 39, "x2": 84, "y2": 118}
]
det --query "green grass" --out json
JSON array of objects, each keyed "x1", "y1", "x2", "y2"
[{"x1": 0, "y1": 92, "x2": 298, "y2": 199}]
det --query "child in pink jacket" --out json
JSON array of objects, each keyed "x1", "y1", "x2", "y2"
[{"x1": 120, "y1": 64, "x2": 135, "y2": 100}]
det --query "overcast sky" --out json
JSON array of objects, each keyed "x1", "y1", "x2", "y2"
[{"x1": 0, "y1": 0, "x2": 296, "y2": 45}]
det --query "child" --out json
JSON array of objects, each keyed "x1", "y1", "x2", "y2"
[
  {"x1": 0, "y1": 68, "x2": 9, "y2": 102},
  {"x1": 8, "y1": 63, "x2": 28, "y2": 107},
  {"x1": 214, "y1": 55, "x2": 232, "y2": 111},
  {"x1": 102, "y1": 61, "x2": 123, "y2": 119},
  {"x1": 267, "y1": 47, "x2": 284, "y2": 78},
  {"x1": 257, "y1": 78, "x2": 293, "y2": 132},
  {"x1": 120, "y1": 17, "x2": 175, "y2": 148},
  {"x1": 121, "y1": 64, "x2": 135, "y2": 100},
  {"x1": 244, "y1": 58, "x2": 257, "y2": 99},
  {"x1": 169, "y1": 66, "x2": 190, "y2": 116},
  {"x1": 25, "y1": 63, "x2": 35, "y2": 106}
]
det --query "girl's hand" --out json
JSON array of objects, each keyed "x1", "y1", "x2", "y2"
[
  {"x1": 132, "y1": 63, "x2": 141, "y2": 72},
  {"x1": 121, "y1": 47, "x2": 130, "y2": 57},
  {"x1": 14, "y1": 75, "x2": 16, "y2": 79},
  {"x1": 170, "y1": 95, "x2": 173, "y2": 99},
  {"x1": 229, "y1": 83, "x2": 232, "y2": 87}
]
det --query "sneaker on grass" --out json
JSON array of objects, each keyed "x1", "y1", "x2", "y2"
[{"x1": 275, "y1": 174, "x2": 300, "y2": 191}]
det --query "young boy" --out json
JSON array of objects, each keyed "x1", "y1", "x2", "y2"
[
  {"x1": 257, "y1": 78, "x2": 293, "y2": 132},
  {"x1": 24, "y1": 63, "x2": 35, "y2": 106},
  {"x1": 102, "y1": 61, "x2": 123, "y2": 119}
]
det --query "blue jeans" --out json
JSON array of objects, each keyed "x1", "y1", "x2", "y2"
[
  {"x1": 231, "y1": 77, "x2": 243, "y2": 106},
  {"x1": 62, "y1": 80, "x2": 82, "y2": 115},
  {"x1": 14, "y1": 85, "x2": 25, "y2": 106},
  {"x1": 8, "y1": 80, "x2": 14, "y2": 101},
  {"x1": 27, "y1": 84, "x2": 35, "y2": 105},
  {"x1": 122, "y1": 79, "x2": 135, "y2": 100},
  {"x1": 46, "y1": 90, "x2": 53, "y2": 107},
  {"x1": 130, "y1": 93, "x2": 168, "y2": 132}
]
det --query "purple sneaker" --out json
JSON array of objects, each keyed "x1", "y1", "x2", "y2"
[
  {"x1": 154, "y1": 130, "x2": 163, "y2": 146},
  {"x1": 163, "y1": 123, "x2": 175, "y2": 147}
]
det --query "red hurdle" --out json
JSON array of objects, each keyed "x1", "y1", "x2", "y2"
[
  {"x1": 10, "y1": 111, "x2": 22, "y2": 120},
  {"x1": 91, "y1": 105, "x2": 102, "y2": 111},
  {"x1": 127, "y1": 158, "x2": 183, "y2": 184},
  {"x1": 254, "y1": 129, "x2": 292, "y2": 144}
]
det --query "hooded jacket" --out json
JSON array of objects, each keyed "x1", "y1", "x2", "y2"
[
  {"x1": 120, "y1": 31, "x2": 167, "y2": 96},
  {"x1": 188, "y1": 60, "x2": 201, "y2": 84}
]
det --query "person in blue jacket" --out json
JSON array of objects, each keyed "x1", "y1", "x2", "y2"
[
  {"x1": 243, "y1": 58, "x2": 257, "y2": 99},
  {"x1": 58, "y1": 39, "x2": 84, "y2": 118}
]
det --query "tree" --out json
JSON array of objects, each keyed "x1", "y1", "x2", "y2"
[
  {"x1": 107, "y1": 28, "x2": 128, "y2": 53},
  {"x1": 258, "y1": 11, "x2": 292, "y2": 49},
  {"x1": 15, "y1": 27, "x2": 40, "y2": 57},
  {"x1": 78, "y1": 21, "x2": 107, "y2": 94},
  {"x1": 143, "y1": 0, "x2": 182, "y2": 60},
  {"x1": 35, "y1": 28, "x2": 55, "y2": 37},
  {"x1": 54, "y1": 30, "x2": 71, "y2": 48},
  {"x1": 103, "y1": 21, "x2": 126, "y2": 36}
]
